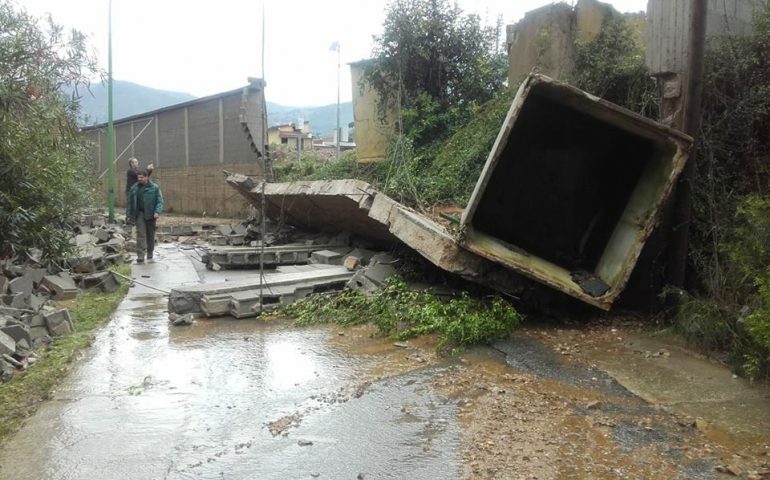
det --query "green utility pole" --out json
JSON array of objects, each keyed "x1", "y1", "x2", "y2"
[{"x1": 106, "y1": 0, "x2": 116, "y2": 223}]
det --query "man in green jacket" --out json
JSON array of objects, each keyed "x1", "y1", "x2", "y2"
[{"x1": 127, "y1": 170, "x2": 164, "y2": 264}]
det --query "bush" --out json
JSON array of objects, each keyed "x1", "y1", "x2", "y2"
[
  {"x1": 0, "y1": 2, "x2": 99, "y2": 261},
  {"x1": 283, "y1": 277, "x2": 523, "y2": 354}
]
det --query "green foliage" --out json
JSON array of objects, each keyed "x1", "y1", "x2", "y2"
[
  {"x1": 690, "y1": 4, "x2": 770, "y2": 301},
  {"x1": 0, "y1": 1, "x2": 99, "y2": 261},
  {"x1": 365, "y1": 0, "x2": 507, "y2": 148},
  {"x1": 664, "y1": 4, "x2": 770, "y2": 380},
  {"x1": 570, "y1": 12, "x2": 657, "y2": 116},
  {"x1": 272, "y1": 150, "x2": 385, "y2": 183},
  {"x1": 377, "y1": 91, "x2": 513, "y2": 208},
  {"x1": 283, "y1": 277, "x2": 523, "y2": 354}
]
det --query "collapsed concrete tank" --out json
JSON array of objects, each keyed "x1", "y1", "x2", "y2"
[{"x1": 459, "y1": 74, "x2": 692, "y2": 310}]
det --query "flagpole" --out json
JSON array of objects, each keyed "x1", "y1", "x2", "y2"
[{"x1": 107, "y1": 0, "x2": 116, "y2": 223}]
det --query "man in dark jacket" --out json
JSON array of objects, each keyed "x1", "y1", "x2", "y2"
[
  {"x1": 127, "y1": 170, "x2": 164, "y2": 264},
  {"x1": 125, "y1": 157, "x2": 153, "y2": 224}
]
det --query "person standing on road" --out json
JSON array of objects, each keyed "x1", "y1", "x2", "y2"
[
  {"x1": 125, "y1": 157, "x2": 154, "y2": 224},
  {"x1": 127, "y1": 169, "x2": 163, "y2": 264}
]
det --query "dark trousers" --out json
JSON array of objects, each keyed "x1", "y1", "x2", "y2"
[{"x1": 135, "y1": 214, "x2": 156, "y2": 259}]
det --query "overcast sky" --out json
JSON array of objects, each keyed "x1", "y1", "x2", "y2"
[{"x1": 19, "y1": 0, "x2": 647, "y2": 107}]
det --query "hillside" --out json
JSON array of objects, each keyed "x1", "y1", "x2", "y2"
[
  {"x1": 75, "y1": 80, "x2": 354, "y2": 137},
  {"x1": 73, "y1": 80, "x2": 197, "y2": 125}
]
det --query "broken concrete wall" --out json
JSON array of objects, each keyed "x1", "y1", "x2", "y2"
[
  {"x1": 226, "y1": 175, "x2": 528, "y2": 301},
  {"x1": 460, "y1": 74, "x2": 692, "y2": 310},
  {"x1": 507, "y1": 0, "x2": 646, "y2": 85}
]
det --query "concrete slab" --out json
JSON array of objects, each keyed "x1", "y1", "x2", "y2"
[
  {"x1": 8, "y1": 274, "x2": 33, "y2": 297},
  {"x1": 42, "y1": 274, "x2": 78, "y2": 300},
  {"x1": 309, "y1": 249, "x2": 348, "y2": 266},
  {"x1": 169, "y1": 265, "x2": 352, "y2": 314}
]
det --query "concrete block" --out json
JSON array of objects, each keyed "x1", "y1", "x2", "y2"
[
  {"x1": 1, "y1": 324, "x2": 31, "y2": 346},
  {"x1": 311, "y1": 250, "x2": 345, "y2": 265},
  {"x1": 210, "y1": 235, "x2": 228, "y2": 246},
  {"x1": 93, "y1": 228, "x2": 111, "y2": 243},
  {"x1": 0, "y1": 330, "x2": 15, "y2": 357},
  {"x1": 228, "y1": 234, "x2": 245, "y2": 246},
  {"x1": 231, "y1": 224, "x2": 248, "y2": 236},
  {"x1": 28, "y1": 268, "x2": 48, "y2": 287},
  {"x1": 26, "y1": 314, "x2": 46, "y2": 328},
  {"x1": 2, "y1": 293, "x2": 26, "y2": 309},
  {"x1": 216, "y1": 225, "x2": 233, "y2": 236},
  {"x1": 74, "y1": 233, "x2": 92, "y2": 246},
  {"x1": 28, "y1": 294, "x2": 46, "y2": 312},
  {"x1": 43, "y1": 309, "x2": 74, "y2": 337},
  {"x1": 9, "y1": 274, "x2": 33, "y2": 297},
  {"x1": 42, "y1": 274, "x2": 79, "y2": 300},
  {"x1": 99, "y1": 272, "x2": 121, "y2": 293},
  {"x1": 29, "y1": 326, "x2": 51, "y2": 344}
]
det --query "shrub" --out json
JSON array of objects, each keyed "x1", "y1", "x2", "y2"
[{"x1": 283, "y1": 277, "x2": 523, "y2": 354}]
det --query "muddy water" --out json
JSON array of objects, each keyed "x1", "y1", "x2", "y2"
[{"x1": 0, "y1": 245, "x2": 461, "y2": 480}]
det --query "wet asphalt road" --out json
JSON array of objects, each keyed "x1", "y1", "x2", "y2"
[{"x1": 0, "y1": 245, "x2": 461, "y2": 480}]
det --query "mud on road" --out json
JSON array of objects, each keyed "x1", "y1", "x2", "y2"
[{"x1": 333, "y1": 320, "x2": 770, "y2": 480}]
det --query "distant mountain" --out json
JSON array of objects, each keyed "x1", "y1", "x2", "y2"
[
  {"x1": 74, "y1": 80, "x2": 354, "y2": 137},
  {"x1": 73, "y1": 80, "x2": 197, "y2": 125}
]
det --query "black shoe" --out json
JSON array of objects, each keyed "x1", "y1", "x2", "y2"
[{"x1": 136, "y1": 258, "x2": 144, "y2": 264}]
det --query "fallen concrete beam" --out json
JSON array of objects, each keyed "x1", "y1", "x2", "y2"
[
  {"x1": 226, "y1": 176, "x2": 528, "y2": 301},
  {"x1": 460, "y1": 74, "x2": 692, "y2": 310},
  {"x1": 169, "y1": 265, "x2": 353, "y2": 315}
]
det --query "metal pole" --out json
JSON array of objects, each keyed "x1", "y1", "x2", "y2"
[
  {"x1": 259, "y1": 180, "x2": 265, "y2": 314},
  {"x1": 336, "y1": 43, "x2": 341, "y2": 161},
  {"x1": 106, "y1": 0, "x2": 116, "y2": 223},
  {"x1": 668, "y1": 0, "x2": 707, "y2": 289}
]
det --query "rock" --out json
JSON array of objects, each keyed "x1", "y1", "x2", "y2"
[
  {"x1": 171, "y1": 313, "x2": 195, "y2": 326},
  {"x1": 343, "y1": 255, "x2": 361, "y2": 271},
  {"x1": 0, "y1": 330, "x2": 16, "y2": 357},
  {"x1": 586, "y1": 400, "x2": 602, "y2": 410},
  {"x1": 43, "y1": 309, "x2": 74, "y2": 336},
  {"x1": 393, "y1": 342, "x2": 409, "y2": 348},
  {"x1": 297, "y1": 439, "x2": 313, "y2": 447}
]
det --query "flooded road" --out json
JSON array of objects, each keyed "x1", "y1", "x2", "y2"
[
  {"x1": 0, "y1": 245, "x2": 460, "y2": 479},
  {"x1": 1, "y1": 244, "x2": 769, "y2": 479}
]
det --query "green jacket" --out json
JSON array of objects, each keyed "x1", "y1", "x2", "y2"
[{"x1": 128, "y1": 181, "x2": 164, "y2": 220}]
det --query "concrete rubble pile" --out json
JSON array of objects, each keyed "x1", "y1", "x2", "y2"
[
  {"x1": 0, "y1": 213, "x2": 128, "y2": 383},
  {"x1": 225, "y1": 74, "x2": 694, "y2": 311},
  {"x1": 168, "y1": 242, "x2": 399, "y2": 319}
]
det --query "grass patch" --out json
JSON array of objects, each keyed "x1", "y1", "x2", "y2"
[
  {"x1": 280, "y1": 277, "x2": 523, "y2": 354},
  {"x1": 0, "y1": 264, "x2": 130, "y2": 443}
]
